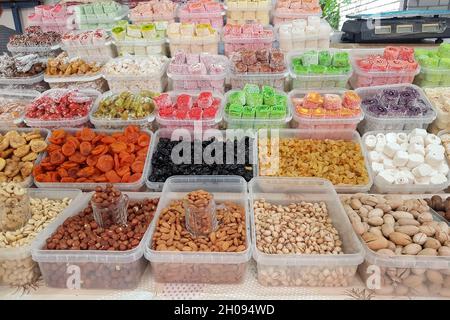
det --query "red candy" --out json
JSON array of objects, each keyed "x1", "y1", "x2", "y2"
[
  {"x1": 26, "y1": 91, "x2": 92, "y2": 120},
  {"x1": 153, "y1": 93, "x2": 172, "y2": 108},
  {"x1": 176, "y1": 94, "x2": 193, "y2": 109},
  {"x1": 175, "y1": 109, "x2": 188, "y2": 120},
  {"x1": 188, "y1": 107, "x2": 202, "y2": 120},
  {"x1": 157, "y1": 92, "x2": 219, "y2": 120},
  {"x1": 202, "y1": 107, "x2": 217, "y2": 119},
  {"x1": 197, "y1": 91, "x2": 213, "y2": 108}
]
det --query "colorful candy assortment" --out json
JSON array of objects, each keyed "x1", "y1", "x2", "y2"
[
  {"x1": 415, "y1": 44, "x2": 450, "y2": 87},
  {"x1": 27, "y1": 4, "x2": 73, "y2": 34},
  {"x1": 0, "y1": 53, "x2": 45, "y2": 78},
  {"x1": 223, "y1": 23, "x2": 274, "y2": 56},
  {"x1": 129, "y1": 0, "x2": 177, "y2": 23},
  {"x1": 168, "y1": 52, "x2": 227, "y2": 93},
  {"x1": 230, "y1": 49, "x2": 287, "y2": 90},
  {"x1": 8, "y1": 26, "x2": 61, "y2": 56},
  {"x1": 226, "y1": 0, "x2": 271, "y2": 25},
  {"x1": 167, "y1": 22, "x2": 219, "y2": 54},
  {"x1": 94, "y1": 91, "x2": 156, "y2": 120},
  {"x1": 178, "y1": 0, "x2": 225, "y2": 29},
  {"x1": 293, "y1": 91, "x2": 361, "y2": 119},
  {"x1": 61, "y1": 29, "x2": 115, "y2": 61},
  {"x1": 111, "y1": 22, "x2": 167, "y2": 56},
  {"x1": 290, "y1": 50, "x2": 350, "y2": 89},
  {"x1": 278, "y1": 17, "x2": 331, "y2": 52},
  {"x1": 351, "y1": 47, "x2": 419, "y2": 88},
  {"x1": 154, "y1": 92, "x2": 220, "y2": 121},
  {"x1": 273, "y1": 0, "x2": 321, "y2": 25},
  {"x1": 226, "y1": 84, "x2": 288, "y2": 120}
]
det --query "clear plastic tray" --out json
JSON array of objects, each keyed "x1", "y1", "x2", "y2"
[
  {"x1": 31, "y1": 191, "x2": 160, "y2": 289},
  {"x1": 438, "y1": 129, "x2": 450, "y2": 164},
  {"x1": 155, "y1": 91, "x2": 224, "y2": 129},
  {"x1": 102, "y1": 57, "x2": 169, "y2": 93},
  {"x1": 34, "y1": 128, "x2": 153, "y2": 191},
  {"x1": 225, "y1": 0, "x2": 271, "y2": 25},
  {"x1": 257, "y1": 129, "x2": 373, "y2": 193},
  {"x1": 114, "y1": 37, "x2": 167, "y2": 56},
  {"x1": 0, "y1": 89, "x2": 40, "y2": 126},
  {"x1": 89, "y1": 90, "x2": 156, "y2": 129},
  {"x1": 288, "y1": 89, "x2": 364, "y2": 130},
  {"x1": 143, "y1": 175, "x2": 251, "y2": 284},
  {"x1": 0, "y1": 188, "x2": 82, "y2": 287},
  {"x1": 168, "y1": 35, "x2": 220, "y2": 55},
  {"x1": 415, "y1": 65, "x2": 450, "y2": 88},
  {"x1": 272, "y1": 8, "x2": 322, "y2": 25},
  {"x1": 423, "y1": 87, "x2": 450, "y2": 131},
  {"x1": 349, "y1": 198, "x2": 450, "y2": 297},
  {"x1": 6, "y1": 43, "x2": 61, "y2": 54},
  {"x1": 167, "y1": 54, "x2": 228, "y2": 93},
  {"x1": 24, "y1": 88, "x2": 100, "y2": 128},
  {"x1": 288, "y1": 49, "x2": 352, "y2": 90},
  {"x1": 0, "y1": 127, "x2": 50, "y2": 188},
  {"x1": 362, "y1": 130, "x2": 450, "y2": 194},
  {"x1": 61, "y1": 41, "x2": 117, "y2": 63},
  {"x1": 44, "y1": 73, "x2": 109, "y2": 93},
  {"x1": 223, "y1": 89, "x2": 293, "y2": 129},
  {"x1": 74, "y1": 5, "x2": 129, "y2": 25},
  {"x1": 222, "y1": 25, "x2": 274, "y2": 56},
  {"x1": 229, "y1": 70, "x2": 288, "y2": 91},
  {"x1": 177, "y1": 5, "x2": 225, "y2": 28},
  {"x1": 356, "y1": 84, "x2": 437, "y2": 135},
  {"x1": 146, "y1": 129, "x2": 258, "y2": 191},
  {"x1": 349, "y1": 48, "x2": 420, "y2": 89},
  {"x1": 0, "y1": 72, "x2": 45, "y2": 86},
  {"x1": 250, "y1": 177, "x2": 364, "y2": 287}
]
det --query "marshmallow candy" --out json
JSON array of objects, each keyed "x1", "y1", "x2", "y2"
[
  {"x1": 410, "y1": 128, "x2": 428, "y2": 138},
  {"x1": 430, "y1": 173, "x2": 448, "y2": 185},
  {"x1": 438, "y1": 162, "x2": 449, "y2": 175},
  {"x1": 383, "y1": 158, "x2": 395, "y2": 169},
  {"x1": 399, "y1": 169, "x2": 415, "y2": 183},
  {"x1": 409, "y1": 135, "x2": 424, "y2": 146},
  {"x1": 364, "y1": 134, "x2": 377, "y2": 150},
  {"x1": 424, "y1": 134, "x2": 441, "y2": 146},
  {"x1": 376, "y1": 133, "x2": 386, "y2": 145},
  {"x1": 412, "y1": 163, "x2": 433, "y2": 178},
  {"x1": 393, "y1": 150, "x2": 409, "y2": 167},
  {"x1": 400, "y1": 142, "x2": 408, "y2": 151},
  {"x1": 407, "y1": 153, "x2": 424, "y2": 169},
  {"x1": 414, "y1": 177, "x2": 431, "y2": 185},
  {"x1": 375, "y1": 141, "x2": 385, "y2": 153},
  {"x1": 385, "y1": 132, "x2": 397, "y2": 144},
  {"x1": 375, "y1": 170, "x2": 396, "y2": 185},
  {"x1": 408, "y1": 143, "x2": 425, "y2": 156},
  {"x1": 396, "y1": 133, "x2": 408, "y2": 145},
  {"x1": 425, "y1": 144, "x2": 445, "y2": 155},
  {"x1": 371, "y1": 162, "x2": 384, "y2": 174},
  {"x1": 383, "y1": 142, "x2": 401, "y2": 158},
  {"x1": 368, "y1": 150, "x2": 381, "y2": 162},
  {"x1": 394, "y1": 176, "x2": 410, "y2": 185},
  {"x1": 425, "y1": 151, "x2": 445, "y2": 167}
]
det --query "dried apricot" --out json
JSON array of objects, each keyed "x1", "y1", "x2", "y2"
[
  {"x1": 96, "y1": 155, "x2": 114, "y2": 173},
  {"x1": 79, "y1": 141, "x2": 92, "y2": 156}
]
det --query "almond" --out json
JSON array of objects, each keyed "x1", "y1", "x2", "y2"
[{"x1": 389, "y1": 232, "x2": 412, "y2": 246}]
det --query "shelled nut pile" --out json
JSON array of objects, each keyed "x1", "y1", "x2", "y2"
[
  {"x1": 341, "y1": 194, "x2": 450, "y2": 297},
  {"x1": 151, "y1": 197, "x2": 247, "y2": 283},
  {"x1": 254, "y1": 199, "x2": 356, "y2": 287},
  {"x1": 0, "y1": 196, "x2": 71, "y2": 286},
  {"x1": 0, "y1": 183, "x2": 30, "y2": 231}
]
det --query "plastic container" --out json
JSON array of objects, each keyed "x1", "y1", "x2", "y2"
[
  {"x1": 272, "y1": 9, "x2": 322, "y2": 26},
  {"x1": 89, "y1": 90, "x2": 156, "y2": 129},
  {"x1": 31, "y1": 191, "x2": 160, "y2": 289},
  {"x1": 222, "y1": 25, "x2": 274, "y2": 57},
  {"x1": 0, "y1": 90, "x2": 40, "y2": 127},
  {"x1": 423, "y1": 87, "x2": 450, "y2": 131},
  {"x1": 276, "y1": 19, "x2": 331, "y2": 53},
  {"x1": 34, "y1": 128, "x2": 152, "y2": 191},
  {"x1": 415, "y1": 66, "x2": 450, "y2": 88},
  {"x1": 223, "y1": 89, "x2": 292, "y2": 129},
  {"x1": 438, "y1": 129, "x2": 450, "y2": 165},
  {"x1": 168, "y1": 34, "x2": 220, "y2": 55},
  {"x1": 250, "y1": 177, "x2": 364, "y2": 287},
  {"x1": 288, "y1": 49, "x2": 352, "y2": 90},
  {"x1": 355, "y1": 204, "x2": 450, "y2": 297},
  {"x1": 114, "y1": 37, "x2": 167, "y2": 56},
  {"x1": 225, "y1": 0, "x2": 271, "y2": 25},
  {"x1": 146, "y1": 129, "x2": 258, "y2": 191},
  {"x1": 0, "y1": 127, "x2": 50, "y2": 188},
  {"x1": 362, "y1": 130, "x2": 450, "y2": 194},
  {"x1": 229, "y1": 71, "x2": 288, "y2": 92},
  {"x1": 0, "y1": 189, "x2": 81, "y2": 287},
  {"x1": 24, "y1": 88, "x2": 100, "y2": 129},
  {"x1": 257, "y1": 129, "x2": 373, "y2": 193},
  {"x1": 44, "y1": 73, "x2": 109, "y2": 93},
  {"x1": 168, "y1": 55, "x2": 228, "y2": 94},
  {"x1": 102, "y1": 57, "x2": 168, "y2": 93},
  {"x1": 177, "y1": 4, "x2": 225, "y2": 29},
  {"x1": 356, "y1": 84, "x2": 437, "y2": 135},
  {"x1": 289, "y1": 89, "x2": 363, "y2": 130},
  {"x1": 349, "y1": 49, "x2": 420, "y2": 89},
  {"x1": 62, "y1": 41, "x2": 117, "y2": 64},
  {"x1": 6, "y1": 43, "x2": 61, "y2": 58},
  {"x1": 144, "y1": 175, "x2": 251, "y2": 283},
  {"x1": 0, "y1": 73, "x2": 45, "y2": 86},
  {"x1": 155, "y1": 91, "x2": 224, "y2": 130},
  {"x1": 73, "y1": 4, "x2": 129, "y2": 30}
]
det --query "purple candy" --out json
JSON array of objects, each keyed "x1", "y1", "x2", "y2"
[
  {"x1": 387, "y1": 103, "x2": 406, "y2": 115},
  {"x1": 362, "y1": 98, "x2": 379, "y2": 108},
  {"x1": 368, "y1": 104, "x2": 388, "y2": 116},
  {"x1": 406, "y1": 106, "x2": 421, "y2": 116},
  {"x1": 378, "y1": 89, "x2": 399, "y2": 105},
  {"x1": 399, "y1": 90, "x2": 416, "y2": 106},
  {"x1": 415, "y1": 98, "x2": 432, "y2": 115},
  {"x1": 402, "y1": 86, "x2": 420, "y2": 99}
]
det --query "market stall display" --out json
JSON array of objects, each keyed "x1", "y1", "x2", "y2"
[
  {"x1": 225, "y1": 0, "x2": 271, "y2": 25},
  {"x1": 357, "y1": 84, "x2": 436, "y2": 134},
  {"x1": 129, "y1": 0, "x2": 177, "y2": 24},
  {"x1": 167, "y1": 22, "x2": 220, "y2": 55},
  {"x1": 415, "y1": 44, "x2": 450, "y2": 87},
  {"x1": 7, "y1": 26, "x2": 61, "y2": 58},
  {"x1": 224, "y1": 84, "x2": 291, "y2": 129},
  {"x1": 144, "y1": 176, "x2": 251, "y2": 283},
  {"x1": 73, "y1": 1, "x2": 129, "y2": 30},
  {"x1": 289, "y1": 49, "x2": 351, "y2": 89},
  {"x1": 272, "y1": 0, "x2": 322, "y2": 25},
  {"x1": 289, "y1": 90, "x2": 363, "y2": 130},
  {"x1": 229, "y1": 49, "x2": 288, "y2": 91},
  {"x1": 33, "y1": 126, "x2": 152, "y2": 191},
  {"x1": 423, "y1": 87, "x2": 450, "y2": 131},
  {"x1": 341, "y1": 194, "x2": 450, "y2": 297},
  {"x1": 0, "y1": 53, "x2": 46, "y2": 85},
  {"x1": 27, "y1": 4, "x2": 74, "y2": 34},
  {"x1": 277, "y1": 18, "x2": 331, "y2": 53},
  {"x1": 167, "y1": 52, "x2": 228, "y2": 93},
  {"x1": 178, "y1": 0, "x2": 225, "y2": 29},
  {"x1": 349, "y1": 47, "x2": 420, "y2": 89},
  {"x1": 0, "y1": 90, "x2": 40, "y2": 127},
  {"x1": 102, "y1": 56, "x2": 169, "y2": 93},
  {"x1": 362, "y1": 129, "x2": 449, "y2": 193},
  {"x1": 61, "y1": 29, "x2": 117, "y2": 62}
]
